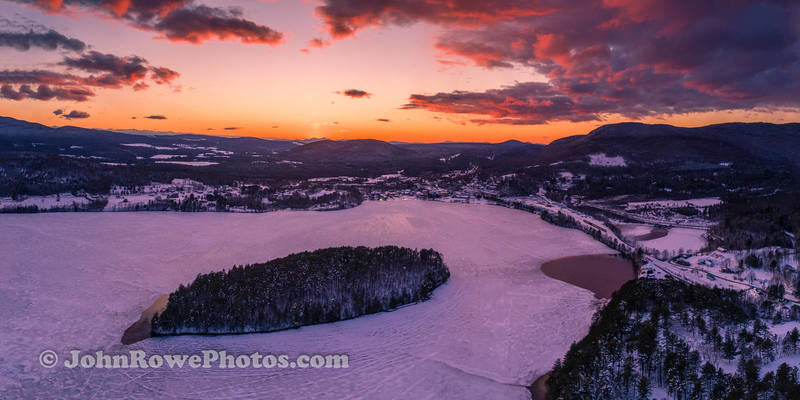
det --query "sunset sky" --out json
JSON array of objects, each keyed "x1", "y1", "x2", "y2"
[{"x1": 1, "y1": 0, "x2": 798, "y2": 144}]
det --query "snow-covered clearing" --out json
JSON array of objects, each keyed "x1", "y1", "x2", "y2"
[
  {"x1": 617, "y1": 223, "x2": 653, "y2": 238},
  {"x1": 121, "y1": 143, "x2": 178, "y2": 150},
  {"x1": 770, "y1": 321, "x2": 800, "y2": 337},
  {"x1": 153, "y1": 161, "x2": 219, "y2": 166},
  {"x1": 365, "y1": 172, "x2": 404, "y2": 183},
  {"x1": 0, "y1": 193, "x2": 90, "y2": 210},
  {"x1": 439, "y1": 153, "x2": 461, "y2": 162},
  {"x1": 150, "y1": 154, "x2": 186, "y2": 160},
  {"x1": 588, "y1": 153, "x2": 627, "y2": 167},
  {"x1": 640, "y1": 227, "x2": 707, "y2": 253},
  {"x1": 626, "y1": 197, "x2": 721, "y2": 209},
  {"x1": 1, "y1": 200, "x2": 610, "y2": 399}
]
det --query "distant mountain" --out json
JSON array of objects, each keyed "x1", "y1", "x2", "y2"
[
  {"x1": 0, "y1": 116, "x2": 544, "y2": 176},
  {"x1": 0, "y1": 116, "x2": 299, "y2": 162},
  {"x1": 395, "y1": 140, "x2": 544, "y2": 172},
  {"x1": 397, "y1": 139, "x2": 541, "y2": 157},
  {"x1": 286, "y1": 139, "x2": 415, "y2": 162},
  {"x1": 3, "y1": 115, "x2": 799, "y2": 175},
  {"x1": 540, "y1": 122, "x2": 800, "y2": 169}
]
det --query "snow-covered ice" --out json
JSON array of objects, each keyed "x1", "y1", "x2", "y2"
[{"x1": 1, "y1": 200, "x2": 610, "y2": 399}]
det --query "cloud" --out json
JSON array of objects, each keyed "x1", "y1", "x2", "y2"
[
  {"x1": 61, "y1": 110, "x2": 90, "y2": 119},
  {"x1": 0, "y1": 83, "x2": 93, "y2": 101},
  {"x1": 317, "y1": 0, "x2": 800, "y2": 124},
  {"x1": 402, "y1": 82, "x2": 602, "y2": 125},
  {"x1": 52, "y1": 109, "x2": 63, "y2": 115},
  {"x1": 145, "y1": 115, "x2": 167, "y2": 120},
  {"x1": 0, "y1": 51, "x2": 180, "y2": 102},
  {"x1": 223, "y1": 127, "x2": 239, "y2": 130},
  {"x1": 60, "y1": 51, "x2": 150, "y2": 85},
  {"x1": 315, "y1": 0, "x2": 545, "y2": 38},
  {"x1": 0, "y1": 29, "x2": 85, "y2": 52},
  {"x1": 300, "y1": 38, "x2": 332, "y2": 54},
  {"x1": 339, "y1": 89, "x2": 371, "y2": 98},
  {"x1": 11, "y1": 1, "x2": 283, "y2": 45},
  {"x1": 376, "y1": 118, "x2": 391, "y2": 122},
  {"x1": 150, "y1": 67, "x2": 180, "y2": 85},
  {"x1": 309, "y1": 38, "x2": 331, "y2": 48},
  {"x1": 0, "y1": 69, "x2": 87, "y2": 85},
  {"x1": 148, "y1": 5, "x2": 283, "y2": 45}
]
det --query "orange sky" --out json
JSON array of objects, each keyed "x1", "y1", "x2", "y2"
[{"x1": 1, "y1": 0, "x2": 798, "y2": 144}]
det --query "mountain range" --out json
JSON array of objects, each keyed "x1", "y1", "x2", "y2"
[{"x1": 1, "y1": 116, "x2": 799, "y2": 173}]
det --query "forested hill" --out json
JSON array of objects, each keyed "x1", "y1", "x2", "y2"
[
  {"x1": 544, "y1": 279, "x2": 800, "y2": 399},
  {"x1": 152, "y1": 246, "x2": 450, "y2": 336}
]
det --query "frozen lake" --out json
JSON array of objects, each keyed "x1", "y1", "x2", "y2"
[{"x1": 1, "y1": 200, "x2": 610, "y2": 399}]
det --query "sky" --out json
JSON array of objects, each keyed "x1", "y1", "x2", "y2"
[{"x1": 0, "y1": 0, "x2": 799, "y2": 144}]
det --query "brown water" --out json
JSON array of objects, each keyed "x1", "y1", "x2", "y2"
[
  {"x1": 121, "y1": 294, "x2": 168, "y2": 345},
  {"x1": 529, "y1": 373, "x2": 549, "y2": 400},
  {"x1": 533, "y1": 254, "x2": 635, "y2": 398},
  {"x1": 540, "y1": 254, "x2": 636, "y2": 299}
]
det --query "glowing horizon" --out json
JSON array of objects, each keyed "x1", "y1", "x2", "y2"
[{"x1": 1, "y1": 1, "x2": 799, "y2": 145}]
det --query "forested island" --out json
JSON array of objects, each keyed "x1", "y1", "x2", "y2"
[
  {"x1": 543, "y1": 279, "x2": 800, "y2": 399},
  {"x1": 151, "y1": 246, "x2": 450, "y2": 336}
]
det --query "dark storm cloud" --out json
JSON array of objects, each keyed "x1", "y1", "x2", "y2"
[
  {"x1": 318, "y1": 0, "x2": 800, "y2": 124},
  {"x1": 0, "y1": 29, "x2": 85, "y2": 52}
]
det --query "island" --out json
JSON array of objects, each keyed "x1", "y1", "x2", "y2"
[{"x1": 150, "y1": 246, "x2": 450, "y2": 336}]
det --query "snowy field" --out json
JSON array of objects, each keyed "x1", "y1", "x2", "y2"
[
  {"x1": 617, "y1": 223, "x2": 654, "y2": 238},
  {"x1": 641, "y1": 227, "x2": 707, "y2": 253},
  {"x1": 0, "y1": 193, "x2": 91, "y2": 210},
  {"x1": 1, "y1": 200, "x2": 610, "y2": 399},
  {"x1": 588, "y1": 153, "x2": 627, "y2": 167},
  {"x1": 617, "y1": 223, "x2": 707, "y2": 254},
  {"x1": 625, "y1": 197, "x2": 721, "y2": 209}
]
